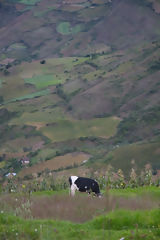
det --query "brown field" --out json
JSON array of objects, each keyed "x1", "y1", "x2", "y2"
[
  {"x1": 61, "y1": 5, "x2": 84, "y2": 12},
  {"x1": 19, "y1": 152, "x2": 91, "y2": 177},
  {"x1": 0, "y1": 152, "x2": 27, "y2": 160},
  {"x1": 2, "y1": 136, "x2": 43, "y2": 152}
]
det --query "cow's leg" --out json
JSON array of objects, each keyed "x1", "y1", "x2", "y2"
[
  {"x1": 87, "y1": 190, "x2": 91, "y2": 195},
  {"x1": 70, "y1": 185, "x2": 76, "y2": 196}
]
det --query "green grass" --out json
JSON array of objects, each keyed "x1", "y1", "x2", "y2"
[
  {"x1": 0, "y1": 187, "x2": 159, "y2": 240},
  {"x1": 4, "y1": 89, "x2": 50, "y2": 104},
  {"x1": 109, "y1": 186, "x2": 160, "y2": 198},
  {"x1": 56, "y1": 22, "x2": 71, "y2": 35},
  {"x1": 10, "y1": 106, "x2": 67, "y2": 125},
  {"x1": 20, "y1": 57, "x2": 89, "y2": 89},
  {"x1": 0, "y1": 209, "x2": 159, "y2": 240},
  {"x1": 0, "y1": 161, "x2": 5, "y2": 168},
  {"x1": 0, "y1": 54, "x2": 6, "y2": 60},
  {"x1": 41, "y1": 117, "x2": 120, "y2": 142},
  {"x1": 90, "y1": 209, "x2": 160, "y2": 230},
  {"x1": 56, "y1": 22, "x2": 83, "y2": 35},
  {"x1": 32, "y1": 189, "x2": 68, "y2": 196},
  {"x1": 17, "y1": 0, "x2": 42, "y2": 5},
  {"x1": 9, "y1": 43, "x2": 27, "y2": 50},
  {"x1": 72, "y1": 24, "x2": 84, "y2": 34},
  {"x1": 46, "y1": 57, "x2": 88, "y2": 67},
  {"x1": 24, "y1": 74, "x2": 63, "y2": 89}
]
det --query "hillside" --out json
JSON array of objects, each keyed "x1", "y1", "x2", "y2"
[{"x1": 0, "y1": 0, "x2": 160, "y2": 180}]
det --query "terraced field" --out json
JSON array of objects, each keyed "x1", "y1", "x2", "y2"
[{"x1": 19, "y1": 152, "x2": 91, "y2": 177}]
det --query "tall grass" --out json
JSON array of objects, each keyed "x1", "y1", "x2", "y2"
[
  {"x1": 0, "y1": 187, "x2": 160, "y2": 240},
  {"x1": 0, "y1": 189, "x2": 159, "y2": 223}
]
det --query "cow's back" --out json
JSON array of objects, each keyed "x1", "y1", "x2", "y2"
[{"x1": 75, "y1": 177, "x2": 100, "y2": 194}]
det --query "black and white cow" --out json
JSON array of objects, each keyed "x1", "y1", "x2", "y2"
[{"x1": 69, "y1": 176, "x2": 102, "y2": 197}]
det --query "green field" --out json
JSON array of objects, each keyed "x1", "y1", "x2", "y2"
[
  {"x1": 41, "y1": 117, "x2": 120, "y2": 142},
  {"x1": 17, "y1": 0, "x2": 42, "y2": 5},
  {"x1": 9, "y1": 43, "x2": 27, "y2": 50},
  {"x1": 0, "y1": 187, "x2": 160, "y2": 240},
  {"x1": 10, "y1": 106, "x2": 67, "y2": 125},
  {"x1": 5, "y1": 89, "x2": 50, "y2": 104},
  {"x1": 56, "y1": 22, "x2": 83, "y2": 35},
  {"x1": 24, "y1": 74, "x2": 63, "y2": 89}
]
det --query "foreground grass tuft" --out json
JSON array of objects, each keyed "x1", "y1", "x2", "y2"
[
  {"x1": 0, "y1": 209, "x2": 160, "y2": 240},
  {"x1": 90, "y1": 209, "x2": 160, "y2": 230}
]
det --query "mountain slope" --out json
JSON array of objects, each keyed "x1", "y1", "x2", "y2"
[
  {"x1": 0, "y1": 0, "x2": 160, "y2": 178},
  {"x1": 0, "y1": 0, "x2": 160, "y2": 60}
]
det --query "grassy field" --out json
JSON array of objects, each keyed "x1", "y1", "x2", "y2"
[
  {"x1": 56, "y1": 22, "x2": 83, "y2": 35},
  {"x1": 41, "y1": 117, "x2": 120, "y2": 142},
  {"x1": 24, "y1": 74, "x2": 62, "y2": 89},
  {"x1": 17, "y1": 0, "x2": 42, "y2": 5},
  {"x1": 0, "y1": 187, "x2": 160, "y2": 240},
  {"x1": 0, "y1": 209, "x2": 160, "y2": 240},
  {"x1": 5, "y1": 89, "x2": 50, "y2": 104}
]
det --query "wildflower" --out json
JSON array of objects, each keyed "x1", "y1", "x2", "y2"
[
  {"x1": 120, "y1": 238, "x2": 125, "y2": 240},
  {"x1": 35, "y1": 228, "x2": 38, "y2": 232},
  {"x1": 22, "y1": 184, "x2": 26, "y2": 189},
  {"x1": 16, "y1": 233, "x2": 18, "y2": 236},
  {"x1": 1, "y1": 210, "x2": 4, "y2": 214}
]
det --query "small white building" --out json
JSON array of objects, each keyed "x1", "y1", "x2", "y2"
[
  {"x1": 5, "y1": 173, "x2": 16, "y2": 178},
  {"x1": 20, "y1": 157, "x2": 30, "y2": 165}
]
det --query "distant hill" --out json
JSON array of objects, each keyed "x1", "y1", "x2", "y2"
[
  {"x1": 0, "y1": 0, "x2": 160, "y2": 60},
  {"x1": 0, "y1": 0, "x2": 160, "y2": 179}
]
